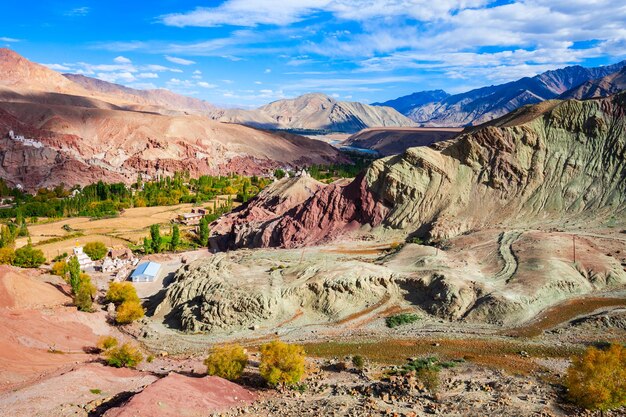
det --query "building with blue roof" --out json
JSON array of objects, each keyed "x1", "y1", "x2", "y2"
[{"x1": 130, "y1": 261, "x2": 161, "y2": 282}]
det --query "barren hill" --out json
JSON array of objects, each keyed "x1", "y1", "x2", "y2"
[
  {"x1": 213, "y1": 93, "x2": 415, "y2": 132},
  {"x1": 344, "y1": 127, "x2": 463, "y2": 156},
  {"x1": 0, "y1": 49, "x2": 346, "y2": 189},
  {"x1": 212, "y1": 93, "x2": 626, "y2": 249},
  {"x1": 64, "y1": 73, "x2": 218, "y2": 115}
]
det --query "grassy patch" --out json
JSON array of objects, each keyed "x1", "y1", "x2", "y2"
[
  {"x1": 304, "y1": 338, "x2": 583, "y2": 376},
  {"x1": 386, "y1": 313, "x2": 420, "y2": 328},
  {"x1": 90, "y1": 388, "x2": 102, "y2": 395}
]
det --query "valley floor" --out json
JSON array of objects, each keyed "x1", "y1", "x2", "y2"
[{"x1": 1, "y1": 224, "x2": 625, "y2": 416}]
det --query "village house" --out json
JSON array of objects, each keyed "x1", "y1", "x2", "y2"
[{"x1": 177, "y1": 208, "x2": 207, "y2": 226}]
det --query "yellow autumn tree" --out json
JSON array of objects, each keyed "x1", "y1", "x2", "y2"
[
  {"x1": 565, "y1": 343, "x2": 626, "y2": 416},
  {"x1": 204, "y1": 344, "x2": 248, "y2": 381},
  {"x1": 259, "y1": 340, "x2": 306, "y2": 388}
]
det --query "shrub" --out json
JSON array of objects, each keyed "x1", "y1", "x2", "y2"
[
  {"x1": 97, "y1": 335, "x2": 119, "y2": 351},
  {"x1": 392, "y1": 357, "x2": 448, "y2": 394},
  {"x1": 84, "y1": 241, "x2": 107, "y2": 260},
  {"x1": 204, "y1": 344, "x2": 248, "y2": 381},
  {"x1": 0, "y1": 247, "x2": 15, "y2": 265},
  {"x1": 115, "y1": 300, "x2": 144, "y2": 324},
  {"x1": 104, "y1": 343, "x2": 143, "y2": 368},
  {"x1": 259, "y1": 340, "x2": 306, "y2": 388},
  {"x1": 52, "y1": 260, "x2": 68, "y2": 276},
  {"x1": 352, "y1": 355, "x2": 366, "y2": 370},
  {"x1": 13, "y1": 245, "x2": 46, "y2": 268},
  {"x1": 105, "y1": 282, "x2": 140, "y2": 305},
  {"x1": 565, "y1": 343, "x2": 626, "y2": 414},
  {"x1": 386, "y1": 313, "x2": 420, "y2": 328}
]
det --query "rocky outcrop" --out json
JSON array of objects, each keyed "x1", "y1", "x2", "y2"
[
  {"x1": 156, "y1": 230, "x2": 626, "y2": 332},
  {"x1": 212, "y1": 93, "x2": 626, "y2": 248}
]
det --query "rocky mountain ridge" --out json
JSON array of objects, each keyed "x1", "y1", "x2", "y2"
[
  {"x1": 378, "y1": 61, "x2": 626, "y2": 127},
  {"x1": 212, "y1": 92, "x2": 626, "y2": 249},
  {"x1": 0, "y1": 49, "x2": 347, "y2": 189}
]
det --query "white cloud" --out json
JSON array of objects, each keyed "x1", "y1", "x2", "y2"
[
  {"x1": 96, "y1": 71, "x2": 136, "y2": 83},
  {"x1": 159, "y1": 0, "x2": 488, "y2": 27},
  {"x1": 165, "y1": 55, "x2": 196, "y2": 65},
  {"x1": 254, "y1": 81, "x2": 262, "y2": 84},
  {"x1": 0, "y1": 37, "x2": 20, "y2": 43},
  {"x1": 193, "y1": 70, "x2": 202, "y2": 75},
  {"x1": 65, "y1": 6, "x2": 90, "y2": 17},
  {"x1": 113, "y1": 56, "x2": 132, "y2": 64},
  {"x1": 43, "y1": 63, "x2": 72, "y2": 71},
  {"x1": 197, "y1": 81, "x2": 217, "y2": 88},
  {"x1": 138, "y1": 72, "x2": 159, "y2": 79},
  {"x1": 264, "y1": 68, "x2": 272, "y2": 73}
]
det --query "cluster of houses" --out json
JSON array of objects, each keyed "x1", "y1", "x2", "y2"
[{"x1": 71, "y1": 244, "x2": 161, "y2": 283}]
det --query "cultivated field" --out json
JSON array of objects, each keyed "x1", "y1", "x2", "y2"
[{"x1": 16, "y1": 196, "x2": 236, "y2": 260}]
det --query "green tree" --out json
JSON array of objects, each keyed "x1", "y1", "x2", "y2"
[
  {"x1": 565, "y1": 343, "x2": 626, "y2": 416},
  {"x1": 259, "y1": 340, "x2": 306, "y2": 388},
  {"x1": 198, "y1": 217, "x2": 209, "y2": 247},
  {"x1": 74, "y1": 273, "x2": 96, "y2": 312},
  {"x1": 274, "y1": 169, "x2": 286, "y2": 179},
  {"x1": 83, "y1": 241, "x2": 107, "y2": 260},
  {"x1": 170, "y1": 224, "x2": 180, "y2": 252},
  {"x1": 67, "y1": 255, "x2": 81, "y2": 294},
  {"x1": 143, "y1": 237, "x2": 151, "y2": 254},
  {"x1": 204, "y1": 344, "x2": 248, "y2": 381},
  {"x1": 150, "y1": 224, "x2": 161, "y2": 253},
  {"x1": 13, "y1": 245, "x2": 45, "y2": 268}
]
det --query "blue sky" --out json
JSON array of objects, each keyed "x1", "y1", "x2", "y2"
[{"x1": 3, "y1": 0, "x2": 625, "y2": 107}]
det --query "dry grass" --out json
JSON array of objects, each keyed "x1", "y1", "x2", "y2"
[
  {"x1": 16, "y1": 197, "x2": 237, "y2": 259},
  {"x1": 304, "y1": 338, "x2": 582, "y2": 376}
]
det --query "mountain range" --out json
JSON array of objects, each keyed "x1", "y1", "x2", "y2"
[
  {"x1": 210, "y1": 93, "x2": 415, "y2": 132},
  {"x1": 376, "y1": 61, "x2": 626, "y2": 127},
  {"x1": 0, "y1": 48, "x2": 345, "y2": 189}
]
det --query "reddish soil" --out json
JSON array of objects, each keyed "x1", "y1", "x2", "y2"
[
  {"x1": 506, "y1": 297, "x2": 626, "y2": 338},
  {"x1": 104, "y1": 373, "x2": 257, "y2": 417}
]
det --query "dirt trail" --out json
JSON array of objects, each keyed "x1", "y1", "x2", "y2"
[{"x1": 493, "y1": 230, "x2": 522, "y2": 283}]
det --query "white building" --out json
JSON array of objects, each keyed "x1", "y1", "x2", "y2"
[{"x1": 73, "y1": 245, "x2": 95, "y2": 270}]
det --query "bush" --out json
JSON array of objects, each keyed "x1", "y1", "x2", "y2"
[
  {"x1": 13, "y1": 245, "x2": 46, "y2": 268},
  {"x1": 392, "y1": 357, "x2": 448, "y2": 394},
  {"x1": 105, "y1": 282, "x2": 140, "y2": 304},
  {"x1": 0, "y1": 247, "x2": 15, "y2": 265},
  {"x1": 115, "y1": 300, "x2": 145, "y2": 324},
  {"x1": 204, "y1": 344, "x2": 248, "y2": 381},
  {"x1": 84, "y1": 241, "x2": 107, "y2": 260},
  {"x1": 259, "y1": 340, "x2": 306, "y2": 388},
  {"x1": 104, "y1": 342, "x2": 143, "y2": 368},
  {"x1": 386, "y1": 313, "x2": 420, "y2": 328},
  {"x1": 565, "y1": 343, "x2": 626, "y2": 414},
  {"x1": 352, "y1": 355, "x2": 366, "y2": 370},
  {"x1": 97, "y1": 335, "x2": 119, "y2": 351},
  {"x1": 52, "y1": 260, "x2": 68, "y2": 276}
]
